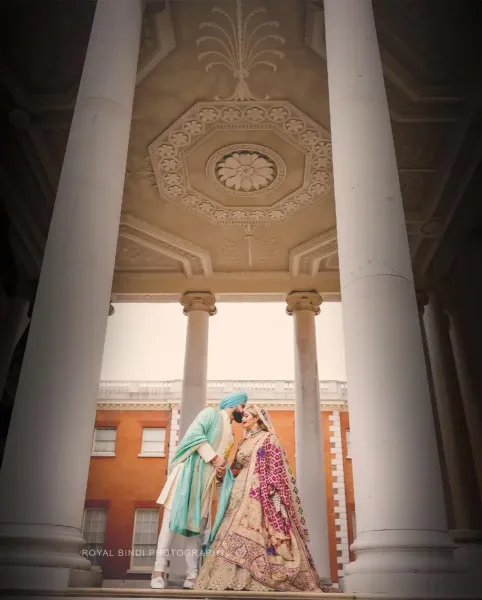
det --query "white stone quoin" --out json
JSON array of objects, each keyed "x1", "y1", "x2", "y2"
[
  {"x1": 0, "y1": 0, "x2": 143, "y2": 589},
  {"x1": 324, "y1": 0, "x2": 461, "y2": 595},
  {"x1": 328, "y1": 412, "x2": 350, "y2": 581},
  {"x1": 178, "y1": 292, "x2": 216, "y2": 436},
  {"x1": 286, "y1": 291, "x2": 331, "y2": 584}
]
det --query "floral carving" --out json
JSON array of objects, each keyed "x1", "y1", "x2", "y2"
[
  {"x1": 268, "y1": 106, "x2": 289, "y2": 122},
  {"x1": 207, "y1": 143, "x2": 286, "y2": 198},
  {"x1": 199, "y1": 107, "x2": 219, "y2": 122},
  {"x1": 170, "y1": 131, "x2": 189, "y2": 146},
  {"x1": 164, "y1": 173, "x2": 182, "y2": 186},
  {"x1": 285, "y1": 119, "x2": 304, "y2": 134},
  {"x1": 158, "y1": 144, "x2": 176, "y2": 158},
  {"x1": 183, "y1": 120, "x2": 203, "y2": 135},
  {"x1": 221, "y1": 107, "x2": 242, "y2": 122},
  {"x1": 245, "y1": 106, "x2": 265, "y2": 121},
  {"x1": 300, "y1": 129, "x2": 321, "y2": 145},
  {"x1": 217, "y1": 151, "x2": 275, "y2": 192},
  {"x1": 167, "y1": 185, "x2": 184, "y2": 196},
  {"x1": 159, "y1": 158, "x2": 179, "y2": 171}
]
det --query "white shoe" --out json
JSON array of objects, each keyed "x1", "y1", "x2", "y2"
[
  {"x1": 183, "y1": 578, "x2": 195, "y2": 589},
  {"x1": 150, "y1": 576, "x2": 166, "y2": 589}
]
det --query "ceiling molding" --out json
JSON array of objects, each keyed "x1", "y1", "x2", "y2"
[
  {"x1": 289, "y1": 228, "x2": 338, "y2": 276},
  {"x1": 148, "y1": 100, "x2": 333, "y2": 228},
  {"x1": 136, "y1": 3, "x2": 176, "y2": 85},
  {"x1": 411, "y1": 94, "x2": 482, "y2": 276},
  {"x1": 118, "y1": 214, "x2": 213, "y2": 277}
]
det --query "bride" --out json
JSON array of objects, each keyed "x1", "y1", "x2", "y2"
[{"x1": 194, "y1": 405, "x2": 323, "y2": 592}]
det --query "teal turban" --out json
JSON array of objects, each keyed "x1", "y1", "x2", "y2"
[{"x1": 219, "y1": 391, "x2": 248, "y2": 410}]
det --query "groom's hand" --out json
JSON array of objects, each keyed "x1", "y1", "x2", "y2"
[
  {"x1": 215, "y1": 464, "x2": 226, "y2": 478},
  {"x1": 211, "y1": 455, "x2": 225, "y2": 469},
  {"x1": 211, "y1": 455, "x2": 226, "y2": 478}
]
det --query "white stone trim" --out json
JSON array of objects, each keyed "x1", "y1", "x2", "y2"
[
  {"x1": 168, "y1": 407, "x2": 181, "y2": 467},
  {"x1": 328, "y1": 411, "x2": 350, "y2": 579}
]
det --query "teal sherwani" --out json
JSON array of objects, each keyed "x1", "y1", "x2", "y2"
[{"x1": 168, "y1": 407, "x2": 235, "y2": 543}]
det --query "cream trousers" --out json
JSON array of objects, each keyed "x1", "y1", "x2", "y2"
[{"x1": 153, "y1": 508, "x2": 207, "y2": 577}]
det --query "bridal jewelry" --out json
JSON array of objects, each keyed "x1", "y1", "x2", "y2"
[{"x1": 247, "y1": 427, "x2": 263, "y2": 438}]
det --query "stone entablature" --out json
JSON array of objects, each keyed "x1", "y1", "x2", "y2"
[{"x1": 98, "y1": 379, "x2": 348, "y2": 410}]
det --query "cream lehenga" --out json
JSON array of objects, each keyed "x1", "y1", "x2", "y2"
[{"x1": 194, "y1": 405, "x2": 323, "y2": 592}]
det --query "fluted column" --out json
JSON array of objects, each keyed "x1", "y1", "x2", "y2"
[
  {"x1": 324, "y1": 0, "x2": 459, "y2": 595},
  {"x1": 286, "y1": 291, "x2": 331, "y2": 584},
  {"x1": 0, "y1": 0, "x2": 143, "y2": 590},
  {"x1": 179, "y1": 292, "x2": 216, "y2": 437}
]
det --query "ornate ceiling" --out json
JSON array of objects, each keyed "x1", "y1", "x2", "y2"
[{"x1": 1, "y1": 0, "x2": 481, "y2": 301}]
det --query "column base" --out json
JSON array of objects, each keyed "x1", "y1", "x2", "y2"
[
  {"x1": 0, "y1": 523, "x2": 91, "y2": 590},
  {"x1": 342, "y1": 529, "x2": 482, "y2": 597},
  {"x1": 451, "y1": 529, "x2": 482, "y2": 573}
]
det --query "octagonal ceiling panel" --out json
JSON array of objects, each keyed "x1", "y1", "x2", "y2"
[{"x1": 147, "y1": 100, "x2": 332, "y2": 227}]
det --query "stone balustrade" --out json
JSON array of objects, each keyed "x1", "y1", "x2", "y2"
[{"x1": 98, "y1": 379, "x2": 348, "y2": 405}]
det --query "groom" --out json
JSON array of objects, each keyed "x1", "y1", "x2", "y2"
[{"x1": 151, "y1": 391, "x2": 247, "y2": 589}]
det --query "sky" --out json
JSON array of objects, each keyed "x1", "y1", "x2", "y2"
[{"x1": 100, "y1": 302, "x2": 347, "y2": 382}]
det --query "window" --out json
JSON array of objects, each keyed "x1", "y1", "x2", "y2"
[
  {"x1": 139, "y1": 428, "x2": 166, "y2": 457},
  {"x1": 92, "y1": 427, "x2": 116, "y2": 456},
  {"x1": 131, "y1": 509, "x2": 159, "y2": 569},
  {"x1": 82, "y1": 508, "x2": 107, "y2": 566},
  {"x1": 346, "y1": 429, "x2": 352, "y2": 459}
]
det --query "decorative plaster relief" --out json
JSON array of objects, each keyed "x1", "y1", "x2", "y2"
[
  {"x1": 197, "y1": 0, "x2": 285, "y2": 102},
  {"x1": 290, "y1": 229, "x2": 338, "y2": 276},
  {"x1": 208, "y1": 145, "x2": 285, "y2": 195},
  {"x1": 118, "y1": 214, "x2": 213, "y2": 277},
  {"x1": 148, "y1": 100, "x2": 332, "y2": 227}
]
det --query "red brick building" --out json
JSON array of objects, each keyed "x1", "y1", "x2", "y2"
[{"x1": 84, "y1": 380, "x2": 354, "y2": 586}]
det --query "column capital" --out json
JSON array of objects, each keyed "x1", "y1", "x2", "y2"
[
  {"x1": 286, "y1": 290, "x2": 322, "y2": 316},
  {"x1": 181, "y1": 291, "x2": 217, "y2": 316}
]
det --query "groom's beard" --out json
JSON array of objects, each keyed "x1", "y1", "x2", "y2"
[{"x1": 232, "y1": 410, "x2": 243, "y2": 423}]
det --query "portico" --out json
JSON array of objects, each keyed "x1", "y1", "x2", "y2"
[{"x1": 0, "y1": 0, "x2": 481, "y2": 598}]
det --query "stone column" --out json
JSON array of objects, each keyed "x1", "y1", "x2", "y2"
[
  {"x1": 324, "y1": 0, "x2": 458, "y2": 595},
  {"x1": 286, "y1": 291, "x2": 331, "y2": 584},
  {"x1": 423, "y1": 294, "x2": 481, "y2": 530},
  {"x1": 0, "y1": 0, "x2": 143, "y2": 590},
  {"x1": 416, "y1": 292, "x2": 453, "y2": 527},
  {"x1": 0, "y1": 297, "x2": 30, "y2": 398},
  {"x1": 446, "y1": 307, "x2": 482, "y2": 505},
  {"x1": 179, "y1": 292, "x2": 216, "y2": 437},
  {"x1": 425, "y1": 295, "x2": 482, "y2": 574}
]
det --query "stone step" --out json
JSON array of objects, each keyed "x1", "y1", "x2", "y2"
[{"x1": 0, "y1": 588, "x2": 352, "y2": 600}]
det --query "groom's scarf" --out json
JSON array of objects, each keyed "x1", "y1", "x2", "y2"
[{"x1": 169, "y1": 407, "x2": 234, "y2": 537}]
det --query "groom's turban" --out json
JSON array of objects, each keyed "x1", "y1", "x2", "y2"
[{"x1": 219, "y1": 391, "x2": 248, "y2": 410}]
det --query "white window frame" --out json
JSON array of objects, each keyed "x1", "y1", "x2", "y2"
[
  {"x1": 138, "y1": 427, "x2": 166, "y2": 458},
  {"x1": 91, "y1": 427, "x2": 117, "y2": 457},
  {"x1": 81, "y1": 507, "x2": 108, "y2": 567},
  {"x1": 346, "y1": 429, "x2": 352, "y2": 459},
  {"x1": 128, "y1": 508, "x2": 159, "y2": 572}
]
